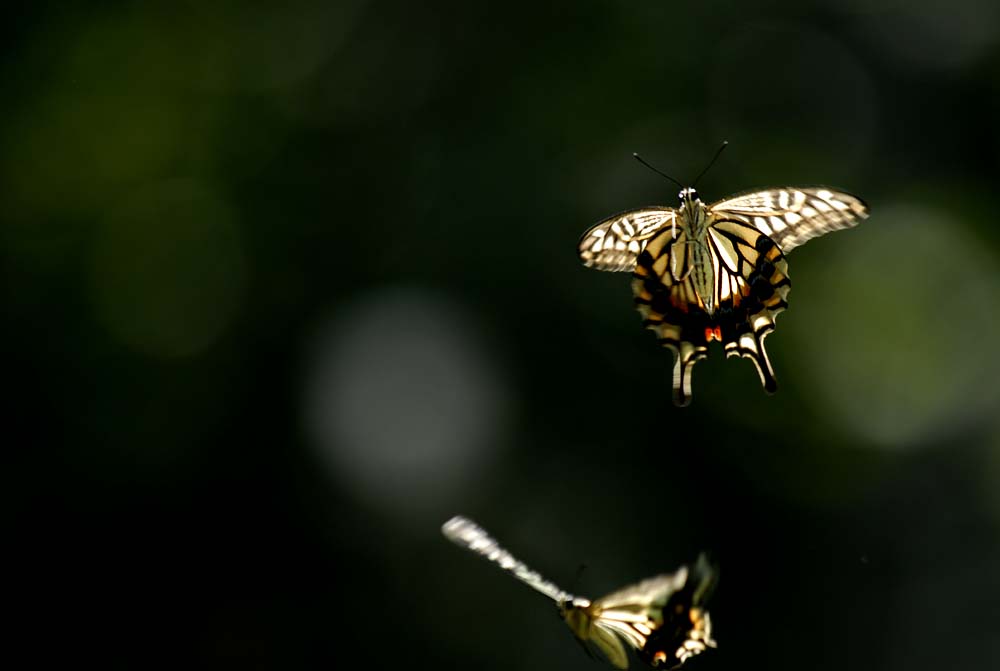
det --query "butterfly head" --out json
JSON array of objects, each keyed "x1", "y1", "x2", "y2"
[{"x1": 679, "y1": 187, "x2": 700, "y2": 205}]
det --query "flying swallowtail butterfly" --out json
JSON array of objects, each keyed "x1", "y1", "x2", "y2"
[
  {"x1": 578, "y1": 149, "x2": 869, "y2": 406},
  {"x1": 441, "y1": 516, "x2": 716, "y2": 670}
]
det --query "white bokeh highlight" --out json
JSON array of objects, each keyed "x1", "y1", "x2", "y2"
[
  {"x1": 785, "y1": 202, "x2": 1000, "y2": 449},
  {"x1": 302, "y1": 287, "x2": 511, "y2": 516}
]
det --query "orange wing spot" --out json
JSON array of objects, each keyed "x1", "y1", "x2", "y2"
[
  {"x1": 705, "y1": 326, "x2": 722, "y2": 342},
  {"x1": 669, "y1": 294, "x2": 690, "y2": 313},
  {"x1": 653, "y1": 651, "x2": 668, "y2": 665}
]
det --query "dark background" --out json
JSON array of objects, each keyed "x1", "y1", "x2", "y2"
[{"x1": 4, "y1": 1, "x2": 1000, "y2": 668}]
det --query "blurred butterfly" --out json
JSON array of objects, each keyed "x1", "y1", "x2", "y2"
[
  {"x1": 578, "y1": 144, "x2": 869, "y2": 406},
  {"x1": 441, "y1": 516, "x2": 716, "y2": 670}
]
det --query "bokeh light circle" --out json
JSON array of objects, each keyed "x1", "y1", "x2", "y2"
[
  {"x1": 302, "y1": 287, "x2": 511, "y2": 517},
  {"x1": 784, "y1": 202, "x2": 1000, "y2": 448}
]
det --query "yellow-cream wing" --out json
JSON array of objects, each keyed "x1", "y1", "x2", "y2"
[
  {"x1": 579, "y1": 208, "x2": 678, "y2": 272},
  {"x1": 594, "y1": 571, "x2": 689, "y2": 612},
  {"x1": 586, "y1": 571, "x2": 691, "y2": 669},
  {"x1": 709, "y1": 187, "x2": 868, "y2": 254},
  {"x1": 587, "y1": 622, "x2": 631, "y2": 670}
]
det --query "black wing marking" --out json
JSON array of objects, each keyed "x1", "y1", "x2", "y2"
[
  {"x1": 710, "y1": 187, "x2": 868, "y2": 254},
  {"x1": 579, "y1": 208, "x2": 679, "y2": 272},
  {"x1": 632, "y1": 221, "x2": 790, "y2": 405}
]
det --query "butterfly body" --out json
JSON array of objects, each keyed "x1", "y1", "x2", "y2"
[
  {"x1": 579, "y1": 185, "x2": 868, "y2": 405},
  {"x1": 673, "y1": 190, "x2": 716, "y2": 313}
]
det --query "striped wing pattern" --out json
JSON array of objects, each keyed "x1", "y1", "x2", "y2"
[
  {"x1": 710, "y1": 187, "x2": 869, "y2": 254},
  {"x1": 585, "y1": 572, "x2": 688, "y2": 669},
  {"x1": 631, "y1": 217, "x2": 790, "y2": 406},
  {"x1": 578, "y1": 208, "x2": 678, "y2": 272},
  {"x1": 582, "y1": 556, "x2": 718, "y2": 670},
  {"x1": 579, "y1": 185, "x2": 867, "y2": 404}
]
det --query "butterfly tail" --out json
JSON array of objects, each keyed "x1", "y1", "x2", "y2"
[
  {"x1": 669, "y1": 341, "x2": 708, "y2": 407},
  {"x1": 724, "y1": 328, "x2": 777, "y2": 394},
  {"x1": 723, "y1": 236, "x2": 790, "y2": 395}
]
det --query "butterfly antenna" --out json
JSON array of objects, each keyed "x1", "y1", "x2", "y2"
[
  {"x1": 633, "y1": 153, "x2": 684, "y2": 188},
  {"x1": 691, "y1": 140, "x2": 729, "y2": 187}
]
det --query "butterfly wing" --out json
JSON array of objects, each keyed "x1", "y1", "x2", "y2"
[
  {"x1": 632, "y1": 218, "x2": 790, "y2": 405},
  {"x1": 587, "y1": 621, "x2": 632, "y2": 670},
  {"x1": 706, "y1": 217, "x2": 791, "y2": 394},
  {"x1": 578, "y1": 568, "x2": 705, "y2": 670},
  {"x1": 579, "y1": 208, "x2": 678, "y2": 272},
  {"x1": 594, "y1": 571, "x2": 690, "y2": 612},
  {"x1": 709, "y1": 187, "x2": 868, "y2": 254},
  {"x1": 635, "y1": 555, "x2": 718, "y2": 669}
]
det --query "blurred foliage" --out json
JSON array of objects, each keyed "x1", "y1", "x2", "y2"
[{"x1": 4, "y1": 0, "x2": 1000, "y2": 668}]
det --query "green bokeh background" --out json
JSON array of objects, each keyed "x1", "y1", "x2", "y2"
[{"x1": 5, "y1": 1, "x2": 1000, "y2": 667}]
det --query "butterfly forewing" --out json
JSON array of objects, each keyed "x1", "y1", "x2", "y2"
[
  {"x1": 595, "y1": 572, "x2": 689, "y2": 611},
  {"x1": 579, "y1": 208, "x2": 677, "y2": 272},
  {"x1": 710, "y1": 187, "x2": 868, "y2": 254}
]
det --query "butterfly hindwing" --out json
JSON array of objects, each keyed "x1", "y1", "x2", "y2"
[
  {"x1": 635, "y1": 556, "x2": 718, "y2": 669},
  {"x1": 581, "y1": 558, "x2": 717, "y2": 670},
  {"x1": 632, "y1": 218, "x2": 790, "y2": 405},
  {"x1": 708, "y1": 218, "x2": 790, "y2": 393},
  {"x1": 709, "y1": 187, "x2": 868, "y2": 254}
]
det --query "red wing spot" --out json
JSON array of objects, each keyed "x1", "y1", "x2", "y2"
[{"x1": 705, "y1": 327, "x2": 722, "y2": 342}]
